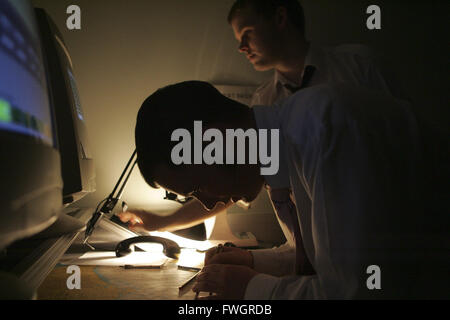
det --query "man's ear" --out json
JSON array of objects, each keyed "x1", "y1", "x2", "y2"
[{"x1": 275, "y1": 6, "x2": 288, "y2": 30}]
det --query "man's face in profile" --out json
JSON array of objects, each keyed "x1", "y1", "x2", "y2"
[
  {"x1": 153, "y1": 163, "x2": 263, "y2": 212},
  {"x1": 153, "y1": 164, "x2": 238, "y2": 211},
  {"x1": 231, "y1": 7, "x2": 281, "y2": 71}
]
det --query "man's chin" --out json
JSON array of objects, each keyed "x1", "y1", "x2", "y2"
[{"x1": 252, "y1": 62, "x2": 272, "y2": 72}]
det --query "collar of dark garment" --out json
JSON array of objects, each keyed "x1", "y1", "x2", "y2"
[{"x1": 283, "y1": 65, "x2": 316, "y2": 93}]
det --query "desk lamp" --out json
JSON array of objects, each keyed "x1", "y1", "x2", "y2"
[{"x1": 83, "y1": 150, "x2": 181, "y2": 259}]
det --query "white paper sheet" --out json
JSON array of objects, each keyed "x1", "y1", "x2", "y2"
[{"x1": 59, "y1": 251, "x2": 168, "y2": 267}]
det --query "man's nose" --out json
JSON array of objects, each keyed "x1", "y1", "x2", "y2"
[{"x1": 238, "y1": 41, "x2": 248, "y2": 53}]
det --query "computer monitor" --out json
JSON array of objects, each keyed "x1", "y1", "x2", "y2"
[
  {"x1": 0, "y1": 0, "x2": 63, "y2": 250},
  {"x1": 34, "y1": 8, "x2": 95, "y2": 205}
]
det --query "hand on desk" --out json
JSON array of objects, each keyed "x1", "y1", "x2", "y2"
[
  {"x1": 205, "y1": 245, "x2": 253, "y2": 268},
  {"x1": 193, "y1": 264, "x2": 259, "y2": 300},
  {"x1": 193, "y1": 245, "x2": 257, "y2": 299}
]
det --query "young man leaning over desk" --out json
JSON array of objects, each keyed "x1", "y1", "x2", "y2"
[{"x1": 126, "y1": 80, "x2": 442, "y2": 299}]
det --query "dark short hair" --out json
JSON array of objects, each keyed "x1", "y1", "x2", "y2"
[
  {"x1": 227, "y1": 0, "x2": 305, "y2": 33},
  {"x1": 135, "y1": 81, "x2": 247, "y2": 188}
]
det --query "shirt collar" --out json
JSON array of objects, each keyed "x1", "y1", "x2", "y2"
[
  {"x1": 252, "y1": 105, "x2": 291, "y2": 189},
  {"x1": 273, "y1": 42, "x2": 323, "y2": 88}
]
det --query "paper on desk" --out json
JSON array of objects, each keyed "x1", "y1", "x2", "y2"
[
  {"x1": 59, "y1": 251, "x2": 168, "y2": 267},
  {"x1": 177, "y1": 248, "x2": 205, "y2": 270}
]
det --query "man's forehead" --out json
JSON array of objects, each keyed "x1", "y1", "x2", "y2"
[{"x1": 231, "y1": 7, "x2": 261, "y2": 37}]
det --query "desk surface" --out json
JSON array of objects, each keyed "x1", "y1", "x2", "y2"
[
  {"x1": 38, "y1": 262, "x2": 198, "y2": 300},
  {"x1": 36, "y1": 208, "x2": 258, "y2": 300},
  {"x1": 37, "y1": 210, "x2": 202, "y2": 300}
]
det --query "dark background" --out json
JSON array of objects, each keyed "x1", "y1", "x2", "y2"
[{"x1": 30, "y1": 0, "x2": 449, "y2": 244}]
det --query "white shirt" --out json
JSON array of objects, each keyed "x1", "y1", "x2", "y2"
[
  {"x1": 250, "y1": 43, "x2": 404, "y2": 107},
  {"x1": 246, "y1": 43, "x2": 407, "y2": 287},
  {"x1": 245, "y1": 84, "x2": 431, "y2": 299}
]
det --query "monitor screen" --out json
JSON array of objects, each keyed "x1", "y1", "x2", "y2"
[
  {"x1": 0, "y1": 0, "x2": 63, "y2": 250},
  {"x1": 0, "y1": 1, "x2": 53, "y2": 146}
]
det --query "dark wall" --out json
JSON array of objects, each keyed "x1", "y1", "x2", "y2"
[{"x1": 302, "y1": 0, "x2": 448, "y2": 128}]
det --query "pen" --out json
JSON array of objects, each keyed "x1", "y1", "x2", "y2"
[
  {"x1": 123, "y1": 265, "x2": 162, "y2": 269},
  {"x1": 178, "y1": 270, "x2": 201, "y2": 297},
  {"x1": 178, "y1": 266, "x2": 201, "y2": 272}
]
